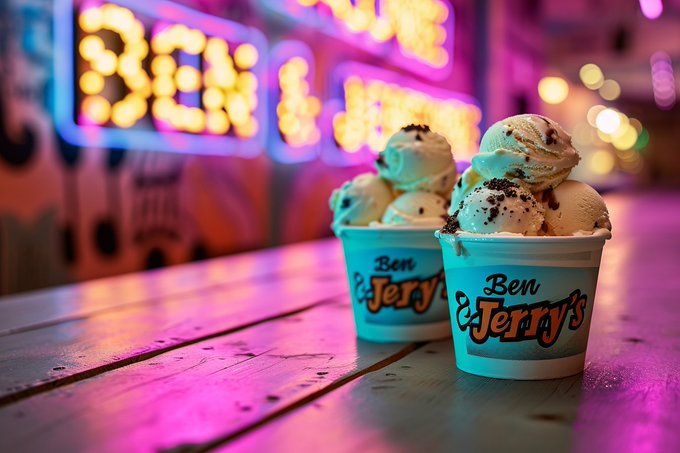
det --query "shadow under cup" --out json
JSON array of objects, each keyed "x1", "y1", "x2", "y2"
[
  {"x1": 436, "y1": 232, "x2": 610, "y2": 380},
  {"x1": 336, "y1": 227, "x2": 452, "y2": 342}
]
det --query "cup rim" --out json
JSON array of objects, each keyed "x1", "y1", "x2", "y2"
[{"x1": 435, "y1": 229, "x2": 612, "y2": 243}]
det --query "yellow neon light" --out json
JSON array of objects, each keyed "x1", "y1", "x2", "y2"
[
  {"x1": 296, "y1": 0, "x2": 449, "y2": 67},
  {"x1": 76, "y1": 4, "x2": 259, "y2": 136},
  {"x1": 277, "y1": 56, "x2": 321, "y2": 147},
  {"x1": 332, "y1": 76, "x2": 481, "y2": 159},
  {"x1": 77, "y1": 3, "x2": 151, "y2": 128},
  {"x1": 233, "y1": 43, "x2": 259, "y2": 70}
]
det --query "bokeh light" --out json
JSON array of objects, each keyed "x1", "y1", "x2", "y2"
[
  {"x1": 640, "y1": 0, "x2": 663, "y2": 20},
  {"x1": 82, "y1": 95, "x2": 111, "y2": 124},
  {"x1": 612, "y1": 126, "x2": 639, "y2": 150},
  {"x1": 579, "y1": 63, "x2": 604, "y2": 89},
  {"x1": 587, "y1": 105, "x2": 606, "y2": 127},
  {"x1": 596, "y1": 108, "x2": 621, "y2": 134},
  {"x1": 234, "y1": 43, "x2": 259, "y2": 69},
  {"x1": 599, "y1": 79, "x2": 621, "y2": 101},
  {"x1": 79, "y1": 71, "x2": 105, "y2": 95},
  {"x1": 591, "y1": 149, "x2": 616, "y2": 175},
  {"x1": 538, "y1": 77, "x2": 569, "y2": 104}
]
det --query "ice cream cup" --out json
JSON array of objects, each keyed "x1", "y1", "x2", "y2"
[
  {"x1": 435, "y1": 231, "x2": 611, "y2": 380},
  {"x1": 337, "y1": 226, "x2": 451, "y2": 342}
]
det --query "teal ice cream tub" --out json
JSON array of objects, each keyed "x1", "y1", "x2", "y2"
[
  {"x1": 436, "y1": 231, "x2": 610, "y2": 380},
  {"x1": 337, "y1": 226, "x2": 451, "y2": 342}
]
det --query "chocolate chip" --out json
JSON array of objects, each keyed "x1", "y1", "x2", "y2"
[
  {"x1": 376, "y1": 154, "x2": 386, "y2": 167},
  {"x1": 488, "y1": 206, "x2": 500, "y2": 222},
  {"x1": 402, "y1": 124, "x2": 430, "y2": 133},
  {"x1": 482, "y1": 178, "x2": 520, "y2": 194},
  {"x1": 545, "y1": 128, "x2": 557, "y2": 145},
  {"x1": 440, "y1": 214, "x2": 460, "y2": 234},
  {"x1": 457, "y1": 179, "x2": 462, "y2": 188},
  {"x1": 340, "y1": 197, "x2": 351, "y2": 209},
  {"x1": 418, "y1": 207, "x2": 424, "y2": 215}
]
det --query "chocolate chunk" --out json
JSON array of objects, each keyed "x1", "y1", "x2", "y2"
[
  {"x1": 440, "y1": 214, "x2": 460, "y2": 234},
  {"x1": 418, "y1": 207, "x2": 424, "y2": 215},
  {"x1": 488, "y1": 206, "x2": 500, "y2": 222},
  {"x1": 457, "y1": 179, "x2": 462, "y2": 188},
  {"x1": 402, "y1": 124, "x2": 431, "y2": 133},
  {"x1": 340, "y1": 197, "x2": 351, "y2": 209},
  {"x1": 545, "y1": 127, "x2": 557, "y2": 145},
  {"x1": 482, "y1": 178, "x2": 519, "y2": 193},
  {"x1": 542, "y1": 188, "x2": 560, "y2": 210},
  {"x1": 525, "y1": 156, "x2": 530, "y2": 162},
  {"x1": 376, "y1": 154, "x2": 386, "y2": 167}
]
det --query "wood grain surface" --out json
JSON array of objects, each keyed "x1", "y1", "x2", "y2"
[
  {"x1": 0, "y1": 302, "x2": 413, "y2": 453},
  {"x1": 0, "y1": 239, "x2": 342, "y2": 336},
  {"x1": 0, "y1": 267, "x2": 348, "y2": 403},
  {"x1": 0, "y1": 192, "x2": 679, "y2": 453}
]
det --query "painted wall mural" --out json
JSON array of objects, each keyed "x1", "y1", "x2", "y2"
[{"x1": 0, "y1": 0, "x2": 479, "y2": 295}]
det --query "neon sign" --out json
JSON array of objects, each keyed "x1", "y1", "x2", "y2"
[
  {"x1": 260, "y1": 0, "x2": 454, "y2": 81},
  {"x1": 55, "y1": 0, "x2": 267, "y2": 155},
  {"x1": 269, "y1": 41, "x2": 321, "y2": 163},
  {"x1": 324, "y1": 63, "x2": 482, "y2": 166}
]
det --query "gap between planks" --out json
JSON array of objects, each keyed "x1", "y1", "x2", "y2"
[
  {"x1": 163, "y1": 342, "x2": 427, "y2": 453},
  {"x1": 0, "y1": 259, "x2": 343, "y2": 338},
  {"x1": 0, "y1": 294, "x2": 345, "y2": 408}
]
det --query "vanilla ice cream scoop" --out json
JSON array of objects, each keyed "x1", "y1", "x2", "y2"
[
  {"x1": 380, "y1": 191, "x2": 449, "y2": 227},
  {"x1": 539, "y1": 180, "x2": 611, "y2": 236},
  {"x1": 329, "y1": 173, "x2": 394, "y2": 230},
  {"x1": 472, "y1": 114, "x2": 580, "y2": 192},
  {"x1": 446, "y1": 178, "x2": 545, "y2": 235},
  {"x1": 376, "y1": 125, "x2": 457, "y2": 196}
]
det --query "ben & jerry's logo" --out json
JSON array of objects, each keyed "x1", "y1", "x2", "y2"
[
  {"x1": 455, "y1": 273, "x2": 587, "y2": 347},
  {"x1": 353, "y1": 256, "x2": 446, "y2": 314}
]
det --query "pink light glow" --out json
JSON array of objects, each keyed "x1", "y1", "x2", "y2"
[
  {"x1": 650, "y1": 51, "x2": 676, "y2": 110},
  {"x1": 639, "y1": 0, "x2": 663, "y2": 20}
]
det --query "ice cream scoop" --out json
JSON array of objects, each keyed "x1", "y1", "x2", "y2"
[
  {"x1": 445, "y1": 178, "x2": 545, "y2": 235},
  {"x1": 329, "y1": 172, "x2": 394, "y2": 230},
  {"x1": 472, "y1": 114, "x2": 580, "y2": 192},
  {"x1": 380, "y1": 191, "x2": 449, "y2": 227},
  {"x1": 539, "y1": 180, "x2": 611, "y2": 236},
  {"x1": 449, "y1": 167, "x2": 483, "y2": 215},
  {"x1": 376, "y1": 125, "x2": 457, "y2": 196}
]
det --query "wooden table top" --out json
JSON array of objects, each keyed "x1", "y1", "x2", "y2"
[{"x1": 0, "y1": 191, "x2": 679, "y2": 453}]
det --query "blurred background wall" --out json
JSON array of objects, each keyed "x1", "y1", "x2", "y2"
[{"x1": 0, "y1": 0, "x2": 678, "y2": 295}]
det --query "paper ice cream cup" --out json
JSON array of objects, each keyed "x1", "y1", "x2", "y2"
[
  {"x1": 337, "y1": 226, "x2": 451, "y2": 342},
  {"x1": 435, "y1": 231, "x2": 610, "y2": 380}
]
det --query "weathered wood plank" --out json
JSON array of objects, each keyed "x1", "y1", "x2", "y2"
[
  {"x1": 0, "y1": 302, "x2": 414, "y2": 453},
  {"x1": 0, "y1": 238, "x2": 342, "y2": 336},
  {"x1": 0, "y1": 268, "x2": 348, "y2": 403},
  {"x1": 213, "y1": 192, "x2": 680, "y2": 453},
  {"x1": 225, "y1": 336, "x2": 680, "y2": 453}
]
